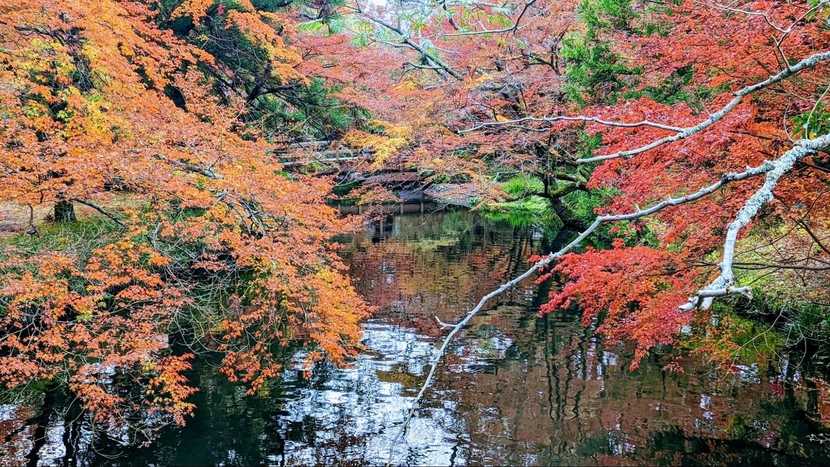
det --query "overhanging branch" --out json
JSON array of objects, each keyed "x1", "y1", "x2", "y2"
[
  {"x1": 440, "y1": 0, "x2": 537, "y2": 37},
  {"x1": 387, "y1": 132, "x2": 830, "y2": 458},
  {"x1": 464, "y1": 50, "x2": 830, "y2": 164},
  {"x1": 681, "y1": 132, "x2": 830, "y2": 310}
]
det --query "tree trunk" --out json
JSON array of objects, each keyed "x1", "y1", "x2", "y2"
[
  {"x1": 54, "y1": 200, "x2": 76, "y2": 222},
  {"x1": 550, "y1": 197, "x2": 586, "y2": 230}
]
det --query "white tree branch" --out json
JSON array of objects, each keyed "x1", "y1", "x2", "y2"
[
  {"x1": 463, "y1": 114, "x2": 684, "y2": 132},
  {"x1": 682, "y1": 132, "x2": 830, "y2": 310},
  {"x1": 464, "y1": 50, "x2": 830, "y2": 164}
]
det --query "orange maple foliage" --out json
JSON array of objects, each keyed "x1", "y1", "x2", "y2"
[{"x1": 0, "y1": 0, "x2": 370, "y2": 433}]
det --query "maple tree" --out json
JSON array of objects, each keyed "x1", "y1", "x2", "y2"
[
  {"x1": 0, "y1": 0, "x2": 373, "y2": 434},
  {"x1": 352, "y1": 0, "x2": 830, "y2": 440}
]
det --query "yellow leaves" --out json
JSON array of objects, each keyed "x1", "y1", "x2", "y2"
[
  {"x1": 73, "y1": 295, "x2": 98, "y2": 321},
  {"x1": 377, "y1": 120, "x2": 411, "y2": 139},
  {"x1": 223, "y1": 10, "x2": 304, "y2": 82},
  {"x1": 0, "y1": 0, "x2": 373, "y2": 429},
  {"x1": 392, "y1": 78, "x2": 420, "y2": 94},
  {"x1": 296, "y1": 266, "x2": 370, "y2": 365},
  {"x1": 59, "y1": 88, "x2": 118, "y2": 144},
  {"x1": 344, "y1": 120, "x2": 411, "y2": 169},
  {"x1": 118, "y1": 42, "x2": 134, "y2": 59},
  {"x1": 464, "y1": 73, "x2": 493, "y2": 90}
]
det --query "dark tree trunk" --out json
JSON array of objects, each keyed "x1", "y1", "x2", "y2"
[
  {"x1": 54, "y1": 200, "x2": 76, "y2": 222},
  {"x1": 550, "y1": 197, "x2": 587, "y2": 230}
]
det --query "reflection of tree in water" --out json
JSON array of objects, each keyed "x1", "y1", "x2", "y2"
[
  {"x1": 431, "y1": 300, "x2": 830, "y2": 466},
  {"x1": 6, "y1": 211, "x2": 830, "y2": 465},
  {"x1": 344, "y1": 211, "x2": 830, "y2": 466},
  {"x1": 343, "y1": 210, "x2": 540, "y2": 335}
]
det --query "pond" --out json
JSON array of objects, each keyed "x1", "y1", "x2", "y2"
[{"x1": 3, "y1": 210, "x2": 830, "y2": 465}]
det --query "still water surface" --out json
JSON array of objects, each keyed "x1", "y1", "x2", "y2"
[{"x1": 3, "y1": 211, "x2": 830, "y2": 465}]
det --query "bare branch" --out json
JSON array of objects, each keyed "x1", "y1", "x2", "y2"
[
  {"x1": 355, "y1": 8, "x2": 463, "y2": 80},
  {"x1": 463, "y1": 114, "x2": 684, "y2": 133},
  {"x1": 441, "y1": 0, "x2": 537, "y2": 37},
  {"x1": 774, "y1": 0, "x2": 829, "y2": 66},
  {"x1": 707, "y1": 1, "x2": 787, "y2": 33},
  {"x1": 26, "y1": 204, "x2": 37, "y2": 236},
  {"x1": 70, "y1": 198, "x2": 126, "y2": 228},
  {"x1": 154, "y1": 154, "x2": 222, "y2": 179},
  {"x1": 464, "y1": 50, "x2": 830, "y2": 164},
  {"x1": 434, "y1": 315, "x2": 457, "y2": 328},
  {"x1": 798, "y1": 219, "x2": 830, "y2": 257}
]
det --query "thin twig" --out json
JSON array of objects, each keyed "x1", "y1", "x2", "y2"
[{"x1": 70, "y1": 198, "x2": 126, "y2": 228}]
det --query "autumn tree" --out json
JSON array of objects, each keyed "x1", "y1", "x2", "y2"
[
  {"x1": 0, "y1": 0, "x2": 371, "y2": 436},
  {"x1": 380, "y1": 0, "x2": 830, "y2": 441}
]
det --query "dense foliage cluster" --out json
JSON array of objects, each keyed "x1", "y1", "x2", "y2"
[{"x1": 0, "y1": 0, "x2": 372, "y2": 432}]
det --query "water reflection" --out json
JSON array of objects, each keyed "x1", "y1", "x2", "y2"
[
  {"x1": 4, "y1": 210, "x2": 830, "y2": 466},
  {"x1": 279, "y1": 322, "x2": 463, "y2": 465}
]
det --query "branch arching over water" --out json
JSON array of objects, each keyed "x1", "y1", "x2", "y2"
[
  {"x1": 387, "y1": 132, "x2": 830, "y2": 460},
  {"x1": 464, "y1": 50, "x2": 830, "y2": 164}
]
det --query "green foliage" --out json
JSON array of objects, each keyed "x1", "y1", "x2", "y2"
[
  {"x1": 792, "y1": 103, "x2": 830, "y2": 139},
  {"x1": 640, "y1": 65, "x2": 694, "y2": 104},
  {"x1": 624, "y1": 66, "x2": 730, "y2": 112},
  {"x1": 484, "y1": 195, "x2": 562, "y2": 231},
  {"x1": 251, "y1": 0, "x2": 294, "y2": 11},
  {"x1": 561, "y1": 33, "x2": 641, "y2": 105},
  {"x1": 2, "y1": 216, "x2": 122, "y2": 263},
  {"x1": 501, "y1": 174, "x2": 545, "y2": 198},
  {"x1": 691, "y1": 310, "x2": 785, "y2": 364},
  {"x1": 561, "y1": 0, "x2": 642, "y2": 105},
  {"x1": 742, "y1": 266, "x2": 830, "y2": 342},
  {"x1": 159, "y1": 0, "x2": 367, "y2": 140},
  {"x1": 561, "y1": 188, "x2": 612, "y2": 226},
  {"x1": 639, "y1": 20, "x2": 672, "y2": 37},
  {"x1": 576, "y1": 130, "x2": 603, "y2": 158},
  {"x1": 245, "y1": 79, "x2": 369, "y2": 140},
  {"x1": 298, "y1": 14, "x2": 347, "y2": 35},
  {"x1": 297, "y1": 19, "x2": 326, "y2": 33},
  {"x1": 579, "y1": 0, "x2": 636, "y2": 32}
]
